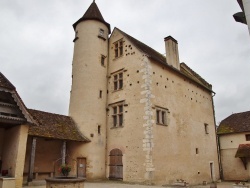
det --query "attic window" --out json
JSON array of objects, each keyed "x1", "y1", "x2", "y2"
[{"x1": 114, "y1": 39, "x2": 124, "y2": 58}]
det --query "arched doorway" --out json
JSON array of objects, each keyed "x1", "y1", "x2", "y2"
[{"x1": 109, "y1": 149, "x2": 123, "y2": 180}]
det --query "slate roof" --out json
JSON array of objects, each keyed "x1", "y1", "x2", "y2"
[
  {"x1": 0, "y1": 72, "x2": 15, "y2": 90},
  {"x1": 235, "y1": 144, "x2": 250, "y2": 158},
  {"x1": 28, "y1": 109, "x2": 90, "y2": 142},
  {"x1": 116, "y1": 28, "x2": 212, "y2": 91},
  {"x1": 217, "y1": 111, "x2": 250, "y2": 135},
  {"x1": 73, "y1": 1, "x2": 111, "y2": 33}
]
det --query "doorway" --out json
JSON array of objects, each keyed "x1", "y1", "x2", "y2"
[
  {"x1": 77, "y1": 157, "x2": 86, "y2": 178},
  {"x1": 109, "y1": 149, "x2": 123, "y2": 180}
]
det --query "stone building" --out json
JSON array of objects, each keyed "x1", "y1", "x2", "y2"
[
  {"x1": 68, "y1": 1, "x2": 220, "y2": 185},
  {"x1": 0, "y1": 1, "x2": 220, "y2": 187},
  {"x1": 217, "y1": 111, "x2": 250, "y2": 181}
]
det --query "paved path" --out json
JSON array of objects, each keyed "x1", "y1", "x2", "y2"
[{"x1": 23, "y1": 181, "x2": 248, "y2": 188}]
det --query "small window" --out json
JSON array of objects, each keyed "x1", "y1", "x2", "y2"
[
  {"x1": 101, "y1": 55, "x2": 105, "y2": 66},
  {"x1": 113, "y1": 72, "x2": 123, "y2": 91},
  {"x1": 204, "y1": 124, "x2": 209, "y2": 134},
  {"x1": 114, "y1": 39, "x2": 124, "y2": 58},
  {"x1": 98, "y1": 28, "x2": 105, "y2": 40},
  {"x1": 99, "y1": 29, "x2": 104, "y2": 37},
  {"x1": 112, "y1": 104, "x2": 123, "y2": 127},
  {"x1": 99, "y1": 90, "x2": 102, "y2": 98},
  {"x1": 196, "y1": 148, "x2": 199, "y2": 154},
  {"x1": 156, "y1": 107, "x2": 168, "y2": 126},
  {"x1": 73, "y1": 31, "x2": 79, "y2": 42},
  {"x1": 246, "y1": 134, "x2": 250, "y2": 141},
  {"x1": 98, "y1": 125, "x2": 101, "y2": 134}
]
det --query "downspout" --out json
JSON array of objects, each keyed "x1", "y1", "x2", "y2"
[
  {"x1": 211, "y1": 92, "x2": 223, "y2": 180},
  {"x1": 104, "y1": 36, "x2": 110, "y2": 180}
]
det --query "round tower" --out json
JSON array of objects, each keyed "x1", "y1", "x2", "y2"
[{"x1": 69, "y1": 1, "x2": 110, "y2": 179}]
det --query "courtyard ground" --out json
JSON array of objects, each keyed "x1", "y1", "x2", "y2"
[{"x1": 22, "y1": 181, "x2": 249, "y2": 188}]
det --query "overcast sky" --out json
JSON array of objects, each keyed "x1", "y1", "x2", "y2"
[{"x1": 1, "y1": 0, "x2": 250, "y2": 124}]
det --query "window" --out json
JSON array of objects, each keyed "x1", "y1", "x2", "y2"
[
  {"x1": 99, "y1": 90, "x2": 102, "y2": 98},
  {"x1": 98, "y1": 28, "x2": 105, "y2": 40},
  {"x1": 73, "y1": 30, "x2": 79, "y2": 42},
  {"x1": 246, "y1": 134, "x2": 250, "y2": 141},
  {"x1": 101, "y1": 55, "x2": 105, "y2": 66},
  {"x1": 113, "y1": 72, "x2": 123, "y2": 91},
  {"x1": 98, "y1": 125, "x2": 101, "y2": 134},
  {"x1": 99, "y1": 29, "x2": 104, "y2": 37},
  {"x1": 196, "y1": 148, "x2": 199, "y2": 154},
  {"x1": 112, "y1": 104, "x2": 123, "y2": 127},
  {"x1": 204, "y1": 123, "x2": 209, "y2": 134},
  {"x1": 156, "y1": 107, "x2": 168, "y2": 125},
  {"x1": 114, "y1": 39, "x2": 124, "y2": 58}
]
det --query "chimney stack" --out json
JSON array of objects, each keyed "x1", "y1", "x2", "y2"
[{"x1": 164, "y1": 36, "x2": 180, "y2": 70}]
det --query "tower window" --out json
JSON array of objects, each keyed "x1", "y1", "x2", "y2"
[
  {"x1": 98, "y1": 125, "x2": 101, "y2": 134},
  {"x1": 112, "y1": 104, "x2": 123, "y2": 127},
  {"x1": 196, "y1": 148, "x2": 199, "y2": 154},
  {"x1": 99, "y1": 90, "x2": 102, "y2": 98},
  {"x1": 114, "y1": 39, "x2": 124, "y2": 58},
  {"x1": 73, "y1": 31, "x2": 79, "y2": 42},
  {"x1": 204, "y1": 123, "x2": 209, "y2": 134},
  {"x1": 98, "y1": 28, "x2": 105, "y2": 40},
  {"x1": 113, "y1": 72, "x2": 123, "y2": 91},
  {"x1": 101, "y1": 55, "x2": 105, "y2": 66}
]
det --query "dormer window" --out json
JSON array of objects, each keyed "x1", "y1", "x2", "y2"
[{"x1": 114, "y1": 39, "x2": 124, "y2": 58}]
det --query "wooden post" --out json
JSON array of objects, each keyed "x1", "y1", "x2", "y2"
[
  {"x1": 62, "y1": 141, "x2": 66, "y2": 165},
  {"x1": 28, "y1": 137, "x2": 37, "y2": 182}
]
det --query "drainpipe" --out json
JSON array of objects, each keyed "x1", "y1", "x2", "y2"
[{"x1": 211, "y1": 92, "x2": 223, "y2": 180}]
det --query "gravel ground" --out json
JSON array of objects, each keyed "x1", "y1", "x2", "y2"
[{"x1": 23, "y1": 181, "x2": 249, "y2": 188}]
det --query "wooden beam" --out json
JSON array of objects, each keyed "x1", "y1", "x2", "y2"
[{"x1": 28, "y1": 137, "x2": 37, "y2": 182}]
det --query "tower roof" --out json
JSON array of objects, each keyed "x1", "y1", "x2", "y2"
[{"x1": 73, "y1": 1, "x2": 111, "y2": 33}]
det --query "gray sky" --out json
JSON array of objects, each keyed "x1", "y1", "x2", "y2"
[{"x1": 1, "y1": 0, "x2": 250, "y2": 124}]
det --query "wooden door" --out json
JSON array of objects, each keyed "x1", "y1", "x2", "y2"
[
  {"x1": 77, "y1": 157, "x2": 86, "y2": 178},
  {"x1": 109, "y1": 149, "x2": 123, "y2": 180}
]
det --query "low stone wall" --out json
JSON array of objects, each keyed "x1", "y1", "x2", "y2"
[
  {"x1": 0, "y1": 177, "x2": 15, "y2": 188},
  {"x1": 45, "y1": 177, "x2": 85, "y2": 188}
]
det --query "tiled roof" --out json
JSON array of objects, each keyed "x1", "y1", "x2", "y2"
[
  {"x1": 28, "y1": 109, "x2": 90, "y2": 142},
  {"x1": 73, "y1": 1, "x2": 110, "y2": 33},
  {"x1": 235, "y1": 144, "x2": 250, "y2": 158},
  {"x1": 0, "y1": 72, "x2": 15, "y2": 90},
  {"x1": 116, "y1": 28, "x2": 212, "y2": 91},
  {"x1": 217, "y1": 111, "x2": 250, "y2": 135}
]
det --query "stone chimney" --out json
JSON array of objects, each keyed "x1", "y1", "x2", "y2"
[{"x1": 164, "y1": 36, "x2": 180, "y2": 70}]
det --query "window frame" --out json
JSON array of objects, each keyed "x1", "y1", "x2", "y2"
[
  {"x1": 111, "y1": 102, "x2": 124, "y2": 128},
  {"x1": 114, "y1": 39, "x2": 124, "y2": 58},
  {"x1": 155, "y1": 106, "x2": 169, "y2": 126},
  {"x1": 113, "y1": 72, "x2": 123, "y2": 91}
]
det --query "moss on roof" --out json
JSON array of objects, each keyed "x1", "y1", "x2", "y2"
[
  {"x1": 28, "y1": 109, "x2": 90, "y2": 142},
  {"x1": 217, "y1": 111, "x2": 250, "y2": 135}
]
